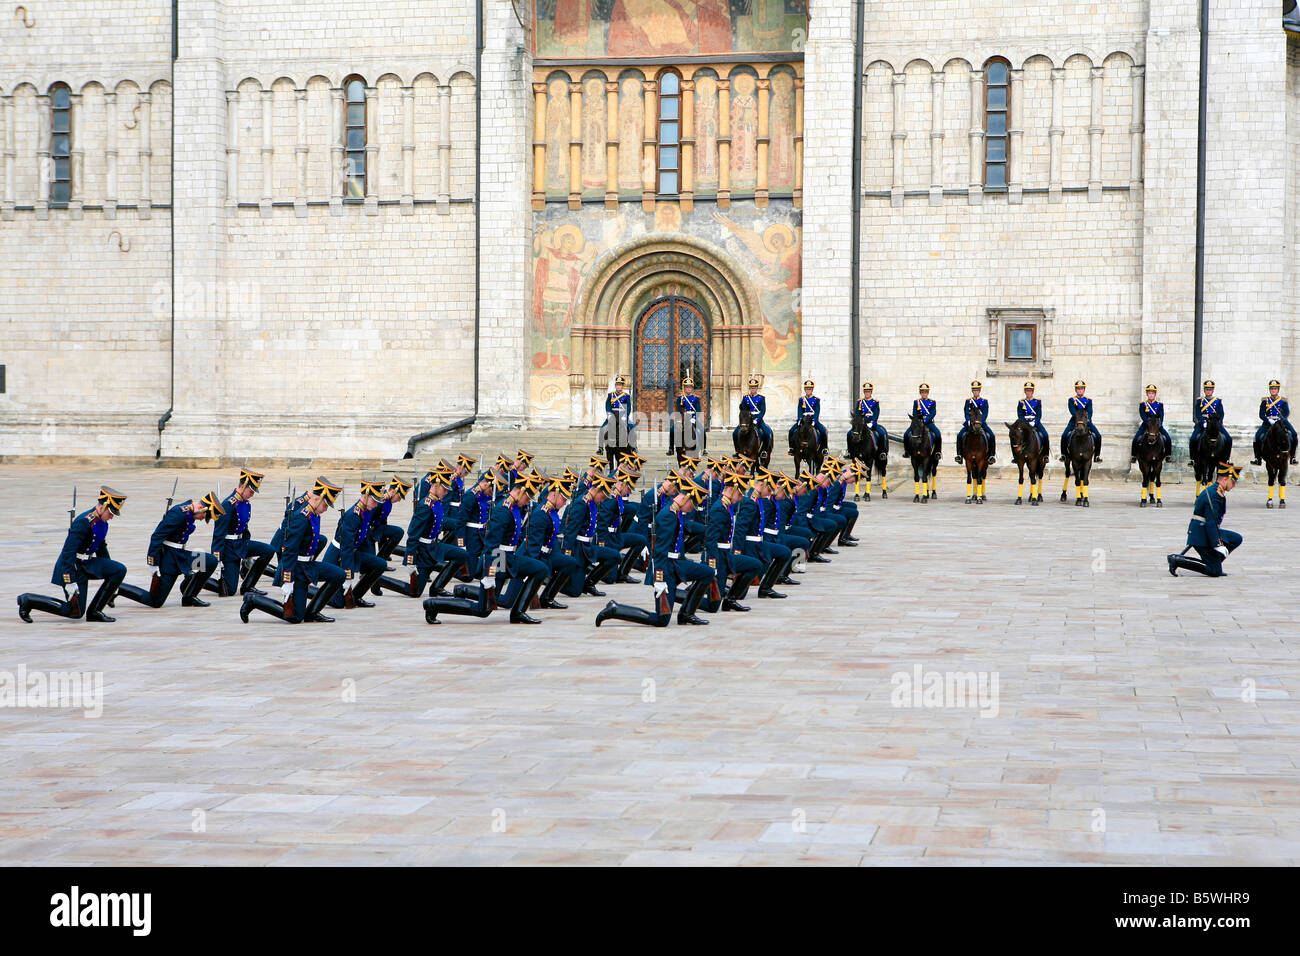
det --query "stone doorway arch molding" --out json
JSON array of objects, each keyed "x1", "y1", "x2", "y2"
[{"x1": 568, "y1": 235, "x2": 763, "y2": 427}]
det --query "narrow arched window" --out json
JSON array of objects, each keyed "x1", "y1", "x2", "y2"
[
  {"x1": 983, "y1": 59, "x2": 1009, "y2": 189},
  {"x1": 344, "y1": 76, "x2": 367, "y2": 200},
  {"x1": 50, "y1": 84, "x2": 72, "y2": 205},
  {"x1": 657, "y1": 70, "x2": 680, "y2": 195}
]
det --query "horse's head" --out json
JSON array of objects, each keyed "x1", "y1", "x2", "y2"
[
  {"x1": 1074, "y1": 405, "x2": 1090, "y2": 427},
  {"x1": 1205, "y1": 413, "x2": 1222, "y2": 436},
  {"x1": 739, "y1": 404, "x2": 753, "y2": 427},
  {"x1": 1143, "y1": 415, "x2": 1161, "y2": 439},
  {"x1": 849, "y1": 409, "x2": 864, "y2": 437},
  {"x1": 969, "y1": 404, "x2": 983, "y2": 427}
]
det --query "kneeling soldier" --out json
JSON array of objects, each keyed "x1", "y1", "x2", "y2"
[
  {"x1": 561, "y1": 472, "x2": 622, "y2": 598},
  {"x1": 240, "y1": 477, "x2": 346, "y2": 623},
  {"x1": 595, "y1": 478, "x2": 716, "y2": 628},
  {"x1": 323, "y1": 479, "x2": 391, "y2": 609},
  {"x1": 379, "y1": 467, "x2": 466, "y2": 599},
  {"x1": 18, "y1": 487, "x2": 129, "y2": 623},
  {"x1": 527, "y1": 471, "x2": 582, "y2": 610},
  {"x1": 118, "y1": 491, "x2": 225, "y2": 608},
  {"x1": 699, "y1": 471, "x2": 764, "y2": 612},
  {"x1": 1168, "y1": 463, "x2": 1243, "y2": 578},
  {"x1": 206, "y1": 468, "x2": 275, "y2": 597},
  {"x1": 600, "y1": 466, "x2": 647, "y2": 583}
]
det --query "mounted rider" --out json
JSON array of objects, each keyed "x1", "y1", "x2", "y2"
[
  {"x1": 605, "y1": 373, "x2": 636, "y2": 441},
  {"x1": 912, "y1": 383, "x2": 941, "y2": 452},
  {"x1": 954, "y1": 380, "x2": 997, "y2": 465},
  {"x1": 734, "y1": 376, "x2": 773, "y2": 456},
  {"x1": 1017, "y1": 381, "x2": 1050, "y2": 452},
  {"x1": 1252, "y1": 379, "x2": 1298, "y2": 465},
  {"x1": 788, "y1": 379, "x2": 828, "y2": 451},
  {"x1": 1060, "y1": 379, "x2": 1103, "y2": 463},
  {"x1": 1130, "y1": 383, "x2": 1172, "y2": 463},
  {"x1": 850, "y1": 382, "x2": 888, "y2": 456},
  {"x1": 669, "y1": 375, "x2": 704, "y2": 456},
  {"x1": 1189, "y1": 380, "x2": 1231, "y2": 465}
]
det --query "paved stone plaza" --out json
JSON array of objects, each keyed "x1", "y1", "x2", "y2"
[{"x1": 1, "y1": 464, "x2": 1297, "y2": 866}]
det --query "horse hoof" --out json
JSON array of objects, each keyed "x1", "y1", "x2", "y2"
[
  {"x1": 1060, "y1": 493, "x2": 1067, "y2": 502},
  {"x1": 1015, "y1": 498, "x2": 1022, "y2": 505},
  {"x1": 1267, "y1": 501, "x2": 1274, "y2": 509},
  {"x1": 853, "y1": 495, "x2": 860, "y2": 502},
  {"x1": 1140, "y1": 500, "x2": 1146, "y2": 508},
  {"x1": 979, "y1": 496, "x2": 986, "y2": 504},
  {"x1": 1156, "y1": 501, "x2": 1163, "y2": 508},
  {"x1": 881, "y1": 491, "x2": 887, "y2": 499},
  {"x1": 1281, "y1": 501, "x2": 1287, "y2": 509},
  {"x1": 965, "y1": 496, "x2": 972, "y2": 504},
  {"x1": 1083, "y1": 499, "x2": 1090, "y2": 508},
  {"x1": 912, "y1": 495, "x2": 920, "y2": 503},
  {"x1": 1030, "y1": 498, "x2": 1040, "y2": 506},
  {"x1": 863, "y1": 494, "x2": 871, "y2": 502}
]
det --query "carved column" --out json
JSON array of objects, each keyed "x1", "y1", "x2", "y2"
[
  {"x1": 532, "y1": 81, "x2": 546, "y2": 210},
  {"x1": 137, "y1": 91, "x2": 152, "y2": 219},
  {"x1": 66, "y1": 90, "x2": 83, "y2": 218},
  {"x1": 929, "y1": 71, "x2": 944, "y2": 205},
  {"x1": 1129, "y1": 65, "x2": 1144, "y2": 192},
  {"x1": 1008, "y1": 67, "x2": 1024, "y2": 203},
  {"x1": 225, "y1": 90, "x2": 240, "y2": 207},
  {"x1": 680, "y1": 77, "x2": 695, "y2": 210},
  {"x1": 1088, "y1": 65, "x2": 1104, "y2": 200},
  {"x1": 1048, "y1": 67, "x2": 1064, "y2": 202},
  {"x1": 364, "y1": 82, "x2": 379, "y2": 214},
  {"x1": 793, "y1": 75, "x2": 804, "y2": 208},
  {"x1": 1, "y1": 93, "x2": 13, "y2": 220},
  {"x1": 259, "y1": 87, "x2": 273, "y2": 216},
  {"x1": 967, "y1": 69, "x2": 983, "y2": 205},
  {"x1": 604, "y1": 79, "x2": 618, "y2": 209},
  {"x1": 401, "y1": 85, "x2": 414, "y2": 214},
  {"x1": 35, "y1": 92, "x2": 49, "y2": 219},
  {"x1": 329, "y1": 85, "x2": 343, "y2": 214},
  {"x1": 641, "y1": 79, "x2": 656, "y2": 210},
  {"x1": 439, "y1": 83, "x2": 452, "y2": 210},
  {"x1": 890, "y1": 72, "x2": 905, "y2": 206},
  {"x1": 755, "y1": 76, "x2": 770, "y2": 206},
  {"x1": 104, "y1": 91, "x2": 119, "y2": 217},
  {"x1": 295, "y1": 88, "x2": 308, "y2": 216},
  {"x1": 568, "y1": 80, "x2": 582, "y2": 209},
  {"x1": 717, "y1": 79, "x2": 730, "y2": 208}
]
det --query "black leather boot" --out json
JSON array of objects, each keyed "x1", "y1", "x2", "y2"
[
  {"x1": 375, "y1": 571, "x2": 420, "y2": 597},
  {"x1": 616, "y1": 546, "x2": 642, "y2": 583},
  {"x1": 509, "y1": 575, "x2": 546, "y2": 624},
  {"x1": 596, "y1": 599, "x2": 668, "y2": 628},
  {"x1": 585, "y1": 559, "x2": 617, "y2": 595},
  {"x1": 1168, "y1": 553, "x2": 1213, "y2": 577},
  {"x1": 722, "y1": 573, "x2": 751, "y2": 612},
  {"x1": 241, "y1": 552, "x2": 273, "y2": 595},
  {"x1": 18, "y1": 592, "x2": 78, "y2": 622},
  {"x1": 305, "y1": 578, "x2": 343, "y2": 622},
  {"x1": 539, "y1": 572, "x2": 569, "y2": 610},
  {"x1": 241, "y1": 591, "x2": 293, "y2": 623},
  {"x1": 429, "y1": 561, "x2": 459, "y2": 597},
  {"x1": 676, "y1": 578, "x2": 711, "y2": 625},
  {"x1": 181, "y1": 568, "x2": 214, "y2": 608},
  {"x1": 756, "y1": 559, "x2": 788, "y2": 599},
  {"x1": 84, "y1": 580, "x2": 119, "y2": 623}
]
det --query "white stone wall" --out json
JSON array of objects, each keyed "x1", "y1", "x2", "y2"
[{"x1": 0, "y1": 2, "x2": 172, "y2": 456}]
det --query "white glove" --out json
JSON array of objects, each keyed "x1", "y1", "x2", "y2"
[
  {"x1": 281, "y1": 582, "x2": 293, "y2": 600},
  {"x1": 653, "y1": 582, "x2": 668, "y2": 598},
  {"x1": 1215, "y1": 545, "x2": 1229, "y2": 558},
  {"x1": 480, "y1": 576, "x2": 494, "y2": 589}
]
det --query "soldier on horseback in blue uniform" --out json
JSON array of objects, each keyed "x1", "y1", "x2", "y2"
[
  {"x1": 606, "y1": 373, "x2": 635, "y2": 437},
  {"x1": 788, "y1": 379, "x2": 828, "y2": 450},
  {"x1": 734, "y1": 376, "x2": 773, "y2": 457},
  {"x1": 1017, "y1": 381, "x2": 1050, "y2": 452},
  {"x1": 851, "y1": 382, "x2": 888, "y2": 455},
  {"x1": 1251, "y1": 379, "x2": 1298, "y2": 465},
  {"x1": 669, "y1": 375, "x2": 704, "y2": 457},
  {"x1": 913, "y1": 383, "x2": 941, "y2": 453},
  {"x1": 1168, "y1": 462, "x2": 1242, "y2": 578},
  {"x1": 1060, "y1": 379, "x2": 1103, "y2": 463},
  {"x1": 1130, "y1": 384, "x2": 1172, "y2": 463},
  {"x1": 955, "y1": 380, "x2": 997, "y2": 465},
  {"x1": 1189, "y1": 380, "x2": 1231, "y2": 465}
]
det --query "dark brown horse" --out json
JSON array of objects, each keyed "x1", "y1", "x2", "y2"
[
  {"x1": 1190, "y1": 413, "x2": 1227, "y2": 495},
  {"x1": 1261, "y1": 416, "x2": 1290, "y2": 509},
  {"x1": 790, "y1": 410, "x2": 824, "y2": 479},
  {"x1": 1134, "y1": 415, "x2": 1165, "y2": 508},
  {"x1": 734, "y1": 404, "x2": 770, "y2": 470},
  {"x1": 846, "y1": 409, "x2": 887, "y2": 500},
  {"x1": 1006, "y1": 419, "x2": 1046, "y2": 505},
  {"x1": 960, "y1": 404, "x2": 990, "y2": 504},
  {"x1": 903, "y1": 411, "x2": 939, "y2": 502},
  {"x1": 1060, "y1": 405, "x2": 1095, "y2": 506}
]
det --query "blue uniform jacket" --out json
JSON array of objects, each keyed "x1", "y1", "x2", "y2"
[
  {"x1": 278, "y1": 504, "x2": 323, "y2": 584},
  {"x1": 855, "y1": 398, "x2": 880, "y2": 425},
  {"x1": 963, "y1": 397, "x2": 990, "y2": 424},
  {"x1": 704, "y1": 498, "x2": 741, "y2": 576},
  {"x1": 1186, "y1": 486, "x2": 1228, "y2": 549},
  {"x1": 648, "y1": 505, "x2": 688, "y2": 587},
  {"x1": 1260, "y1": 396, "x2": 1290, "y2": 423},
  {"x1": 1195, "y1": 396, "x2": 1222, "y2": 425},
  {"x1": 331, "y1": 502, "x2": 377, "y2": 576},
  {"x1": 912, "y1": 398, "x2": 937, "y2": 422},
  {"x1": 740, "y1": 393, "x2": 767, "y2": 427},
  {"x1": 1139, "y1": 399, "x2": 1165, "y2": 424},
  {"x1": 606, "y1": 391, "x2": 632, "y2": 416},
  {"x1": 1017, "y1": 398, "x2": 1043, "y2": 425},
  {"x1": 52, "y1": 509, "x2": 111, "y2": 587},
  {"x1": 1067, "y1": 395, "x2": 1094, "y2": 420},
  {"x1": 485, "y1": 500, "x2": 527, "y2": 574},
  {"x1": 211, "y1": 491, "x2": 252, "y2": 553},
  {"x1": 522, "y1": 502, "x2": 564, "y2": 561},
  {"x1": 562, "y1": 495, "x2": 603, "y2": 561},
  {"x1": 147, "y1": 503, "x2": 199, "y2": 569},
  {"x1": 795, "y1": 395, "x2": 821, "y2": 424}
]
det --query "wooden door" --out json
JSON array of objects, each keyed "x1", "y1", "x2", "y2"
[{"x1": 634, "y1": 297, "x2": 709, "y2": 428}]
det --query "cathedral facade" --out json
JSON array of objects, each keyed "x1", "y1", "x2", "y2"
[{"x1": 1, "y1": 1, "x2": 1296, "y2": 458}]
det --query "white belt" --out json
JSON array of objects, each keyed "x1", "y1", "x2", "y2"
[
  {"x1": 418, "y1": 537, "x2": 434, "y2": 544},
  {"x1": 577, "y1": 535, "x2": 592, "y2": 543},
  {"x1": 719, "y1": 540, "x2": 733, "y2": 549},
  {"x1": 541, "y1": 546, "x2": 552, "y2": 555},
  {"x1": 1190, "y1": 515, "x2": 1205, "y2": 524},
  {"x1": 501, "y1": 545, "x2": 516, "y2": 552},
  {"x1": 76, "y1": 552, "x2": 93, "y2": 560},
  {"x1": 225, "y1": 534, "x2": 244, "y2": 540},
  {"x1": 606, "y1": 525, "x2": 619, "y2": 533},
  {"x1": 329, "y1": 538, "x2": 342, "y2": 550},
  {"x1": 764, "y1": 528, "x2": 779, "y2": 536},
  {"x1": 467, "y1": 522, "x2": 484, "y2": 529},
  {"x1": 668, "y1": 551, "x2": 681, "y2": 559},
  {"x1": 164, "y1": 541, "x2": 186, "y2": 550}
]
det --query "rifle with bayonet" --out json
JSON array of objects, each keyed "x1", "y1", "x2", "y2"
[
  {"x1": 163, "y1": 476, "x2": 179, "y2": 515},
  {"x1": 68, "y1": 485, "x2": 77, "y2": 530}
]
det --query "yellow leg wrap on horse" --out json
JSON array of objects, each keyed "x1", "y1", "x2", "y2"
[
  {"x1": 1083, "y1": 484, "x2": 1089, "y2": 499},
  {"x1": 1268, "y1": 484, "x2": 1274, "y2": 501},
  {"x1": 865, "y1": 480, "x2": 871, "y2": 495},
  {"x1": 914, "y1": 480, "x2": 920, "y2": 496},
  {"x1": 881, "y1": 475, "x2": 887, "y2": 493},
  {"x1": 1156, "y1": 485, "x2": 1162, "y2": 501},
  {"x1": 1281, "y1": 485, "x2": 1286, "y2": 501},
  {"x1": 966, "y1": 480, "x2": 972, "y2": 497}
]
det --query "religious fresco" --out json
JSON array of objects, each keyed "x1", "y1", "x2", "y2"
[
  {"x1": 534, "y1": 0, "x2": 808, "y2": 60},
  {"x1": 529, "y1": 200, "x2": 802, "y2": 376}
]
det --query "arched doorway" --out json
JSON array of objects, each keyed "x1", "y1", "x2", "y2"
[{"x1": 634, "y1": 296, "x2": 709, "y2": 426}]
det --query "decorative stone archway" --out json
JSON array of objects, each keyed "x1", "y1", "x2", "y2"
[{"x1": 567, "y1": 237, "x2": 763, "y2": 426}]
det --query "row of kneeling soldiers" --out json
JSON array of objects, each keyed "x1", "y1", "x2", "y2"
[{"x1": 17, "y1": 450, "x2": 865, "y2": 628}]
